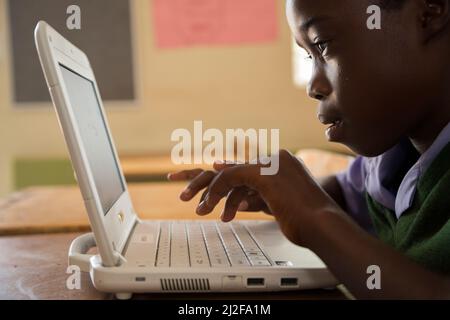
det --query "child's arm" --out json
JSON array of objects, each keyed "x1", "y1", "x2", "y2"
[{"x1": 307, "y1": 208, "x2": 450, "y2": 299}]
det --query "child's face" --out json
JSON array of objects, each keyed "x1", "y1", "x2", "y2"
[{"x1": 287, "y1": 0, "x2": 446, "y2": 156}]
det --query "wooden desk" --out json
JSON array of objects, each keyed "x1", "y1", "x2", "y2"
[
  {"x1": 0, "y1": 183, "x2": 348, "y2": 300},
  {"x1": 121, "y1": 155, "x2": 211, "y2": 182},
  {"x1": 0, "y1": 183, "x2": 271, "y2": 235}
]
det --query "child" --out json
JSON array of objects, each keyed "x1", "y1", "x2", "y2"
[{"x1": 168, "y1": 0, "x2": 450, "y2": 299}]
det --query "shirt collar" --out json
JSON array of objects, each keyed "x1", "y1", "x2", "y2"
[{"x1": 366, "y1": 122, "x2": 450, "y2": 218}]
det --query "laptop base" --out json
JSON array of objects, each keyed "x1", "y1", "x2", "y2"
[{"x1": 69, "y1": 221, "x2": 338, "y2": 300}]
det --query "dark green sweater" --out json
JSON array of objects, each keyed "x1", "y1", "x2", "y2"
[{"x1": 367, "y1": 143, "x2": 450, "y2": 275}]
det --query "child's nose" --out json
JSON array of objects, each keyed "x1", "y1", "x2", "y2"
[{"x1": 307, "y1": 68, "x2": 332, "y2": 101}]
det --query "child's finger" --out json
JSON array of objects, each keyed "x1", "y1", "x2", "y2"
[
  {"x1": 198, "y1": 188, "x2": 209, "y2": 205},
  {"x1": 220, "y1": 187, "x2": 248, "y2": 222},
  {"x1": 167, "y1": 169, "x2": 204, "y2": 181},
  {"x1": 238, "y1": 194, "x2": 269, "y2": 212},
  {"x1": 180, "y1": 170, "x2": 216, "y2": 201},
  {"x1": 196, "y1": 165, "x2": 262, "y2": 215},
  {"x1": 213, "y1": 160, "x2": 239, "y2": 171}
]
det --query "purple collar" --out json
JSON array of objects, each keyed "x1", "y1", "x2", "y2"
[{"x1": 366, "y1": 122, "x2": 450, "y2": 219}]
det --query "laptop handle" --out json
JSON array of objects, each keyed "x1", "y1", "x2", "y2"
[{"x1": 68, "y1": 233, "x2": 96, "y2": 272}]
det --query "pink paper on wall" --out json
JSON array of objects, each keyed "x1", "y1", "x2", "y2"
[{"x1": 152, "y1": 0, "x2": 278, "y2": 48}]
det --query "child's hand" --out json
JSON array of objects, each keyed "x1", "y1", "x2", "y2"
[
  {"x1": 169, "y1": 150, "x2": 343, "y2": 247},
  {"x1": 168, "y1": 162, "x2": 273, "y2": 215}
]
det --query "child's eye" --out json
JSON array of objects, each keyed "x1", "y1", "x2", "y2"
[{"x1": 314, "y1": 41, "x2": 329, "y2": 54}]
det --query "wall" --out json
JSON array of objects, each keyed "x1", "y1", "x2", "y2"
[{"x1": 0, "y1": 0, "x2": 348, "y2": 196}]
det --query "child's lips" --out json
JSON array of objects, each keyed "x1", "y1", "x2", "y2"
[
  {"x1": 325, "y1": 120, "x2": 345, "y2": 141},
  {"x1": 318, "y1": 114, "x2": 345, "y2": 141}
]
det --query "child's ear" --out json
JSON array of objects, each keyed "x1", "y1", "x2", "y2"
[{"x1": 420, "y1": 0, "x2": 450, "y2": 42}]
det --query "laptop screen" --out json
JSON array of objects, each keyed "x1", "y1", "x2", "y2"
[{"x1": 59, "y1": 64, "x2": 125, "y2": 215}]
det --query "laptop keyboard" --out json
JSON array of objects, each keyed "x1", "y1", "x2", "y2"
[{"x1": 149, "y1": 221, "x2": 271, "y2": 268}]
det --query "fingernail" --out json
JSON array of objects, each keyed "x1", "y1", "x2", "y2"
[
  {"x1": 238, "y1": 200, "x2": 249, "y2": 211},
  {"x1": 221, "y1": 210, "x2": 233, "y2": 223}
]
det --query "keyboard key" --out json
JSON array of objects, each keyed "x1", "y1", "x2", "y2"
[
  {"x1": 248, "y1": 258, "x2": 271, "y2": 266},
  {"x1": 156, "y1": 222, "x2": 170, "y2": 267},
  {"x1": 202, "y1": 223, "x2": 230, "y2": 267},
  {"x1": 126, "y1": 222, "x2": 159, "y2": 266},
  {"x1": 217, "y1": 223, "x2": 250, "y2": 267},
  {"x1": 187, "y1": 223, "x2": 210, "y2": 267},
  {"x1": 231, "y1": 223, "x2": 271, "y2": 267},
  {"x1": 170, "y1": 222, "x2": 190, "y2": 267}
]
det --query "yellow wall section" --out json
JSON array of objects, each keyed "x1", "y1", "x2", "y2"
[{"x1": 0, "y1": 0, "x2": 348, "y2": 196}]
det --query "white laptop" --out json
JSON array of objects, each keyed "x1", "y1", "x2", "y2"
[{"x1": 34, "y1": 21, "x2": 338, "y2": 299}]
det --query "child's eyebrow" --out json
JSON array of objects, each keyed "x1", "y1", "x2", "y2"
[{"x1": 300, "y1": 15, "x2": 333, "y2": 32}]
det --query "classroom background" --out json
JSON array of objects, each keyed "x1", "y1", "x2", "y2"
[{"x1": 0, "y1": 0, "x2": 350, "y2": 197}]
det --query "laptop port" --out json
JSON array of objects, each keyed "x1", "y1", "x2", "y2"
[
  {"x1": 135, "y1": 277, "x2": 146, "y2": 282},
  {"x1": 280, "y1": 278, "x2": 298, "y2": 287},
  {"x1": 246, "y1": 278, "x2": 265, "y2": 287}
]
